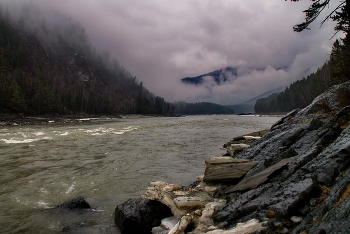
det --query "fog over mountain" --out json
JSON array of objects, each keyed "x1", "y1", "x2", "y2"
[{"x1": 2, "y1": 0, "x2": 343, "y2": 105}]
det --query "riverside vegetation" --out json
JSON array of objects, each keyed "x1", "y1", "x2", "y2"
[{"x1": 114, "y1": 81, "x2": 350, "y2": 234}]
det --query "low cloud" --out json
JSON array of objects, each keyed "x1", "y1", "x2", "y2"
[{"x1": 2, "y1": 0, "x2": 342, "y2": 104}]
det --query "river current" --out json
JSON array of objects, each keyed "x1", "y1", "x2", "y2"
[{"x1": 0, "y1": 115, "x2": 280, "y2": 234}]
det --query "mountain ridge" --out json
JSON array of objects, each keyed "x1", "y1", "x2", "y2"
[
  {"x1": 181, "y1": 66, "x2": 240, "y2": 85},
  {"x1": 0, "y1": 4, "x2": 173, "y2": 116},
  {"x1": 227, "y1": 87, "x2": 284, "y2": 114}
]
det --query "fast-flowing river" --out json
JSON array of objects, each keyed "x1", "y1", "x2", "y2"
[{"x1": 0, "y1": 115, "x2": 280, "y2": 234}]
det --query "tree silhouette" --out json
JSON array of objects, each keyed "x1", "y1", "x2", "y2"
[{"x1": 290, "y1": 0, "x2": 349, "y2": 34}]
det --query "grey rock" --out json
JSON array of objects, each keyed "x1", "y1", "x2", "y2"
[
  {"x1": 290, "y1": 216, "x2": 303, "y2": 223},
  {"x1": 213, "y1": 82, "x2": 350, "y2": 233},
  {"x1": 291, "y1": 168, "x2": 350, "y2": 234},
  {"x1": 225, "y1": 156, "x2": 298, "y2": 193},
  {"x1": 114, "y1": 198, "x2": 172, "y2": 234},
  {"x1": 269, "y1": 178, "x2": 321, "y2": 218},
  {"x1": 203, "y1": 157, "x2": 258, "y2": 183},
  {"x1": 56, "y1": 196, "x2": 91, "y2": 209}
]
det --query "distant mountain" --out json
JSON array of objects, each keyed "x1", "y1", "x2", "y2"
[
  {"x1": 181, "y1": 67, "x2": 239, "y2": 85},
  {"x1": 227, "y1": 87, "x2": 284, "y2": 114},
  {"x1": 240, "y1": 87, "x2": 285, "y2": 105},
  {"x1": 181, "y1": 65, "x2": 287, "y2": 113},
  {"x1": 181, "y1": 66, "x2": 273, "y2": 86}
]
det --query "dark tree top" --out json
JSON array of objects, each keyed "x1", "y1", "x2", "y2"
[{"x1": 289, "y1": 0, "x2": 349, "y2": 34}]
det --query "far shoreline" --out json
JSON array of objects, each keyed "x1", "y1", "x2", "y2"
[
  {"x1": 0, "y1": 114, "x2": 141, "y2": 127},
  {"x1": 0, "y1": 113, "x2": 185, "y2": 127},
  {"x1": 0, "y1": 113, "x2": 282, "y2": 127}
]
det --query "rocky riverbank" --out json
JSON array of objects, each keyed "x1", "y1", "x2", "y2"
[{"x1": 115, "y1": 81, "x2": 350, "y2": 234}]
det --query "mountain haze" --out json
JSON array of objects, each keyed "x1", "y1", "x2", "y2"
[
  {"x1": 0, "y1": 4, "x2": 173, "y2": 116},
  {"x1": 228, "y1": 87, "x2": 284, "y2": 114},
  {"x1": 181, "y1": 67, "x2": 240, "y2": 85},
  {"x1": 181, "y1": 65, "x2": 289, "y2": 105}
]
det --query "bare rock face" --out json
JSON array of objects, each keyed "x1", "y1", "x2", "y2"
[
  {"x1": 214, "y1": 82, "x2": 350, "y2": 233},
  {"x1": 203, "y1": 157, "x2": 258, "y2": 183}
]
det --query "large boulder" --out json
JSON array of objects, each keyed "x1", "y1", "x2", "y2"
[
  {"x1": 56, "y1": 196, "x2": 91, "y2": 209},
  {"x1": 115, "y1": 198, "x2": 172, "y2": 234}
]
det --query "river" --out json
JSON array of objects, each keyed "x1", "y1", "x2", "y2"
[{"x1": 0, "y1": 115, "x2": 280, "y2": 234}]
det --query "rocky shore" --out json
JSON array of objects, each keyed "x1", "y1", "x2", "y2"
[{"x1": 114, "y1": 81, "x2": 350, "y2": 234}]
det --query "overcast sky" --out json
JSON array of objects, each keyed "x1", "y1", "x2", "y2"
[{"x1": 4, "y1": 0, "x2": 342, "y2": 104}]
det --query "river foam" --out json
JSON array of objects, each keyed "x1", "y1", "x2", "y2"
[{"x1": 0, "y1": 115, "x2": 280, "y2": 234}]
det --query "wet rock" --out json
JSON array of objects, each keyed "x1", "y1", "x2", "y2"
[
  {"x1": 161, "y1": 216, "x2": 180, "y2": 230},
  {"x1": 142, "y1": 181, "x2": 220, "y2": 217},
  {"x1": 271, "y1": 109, "x2": 300, "y2": 130},
  {"x1": 152, "y1": 216, "x2": 180, "y2": 234},
  {"x1": 314, "y1": 166, "x2": 339, "y2": 187},
  {"x1": 205, "y1": 219, "x2": 267, "y2": 234},
  {"x1": 213, "y1": 83, "x2": 350, "y2": 232},
  {"x1": 290, "y1": 216, "x2": 303, "y2": 223},
  {"x1": 226, "y1": 143, "x2": 250, "y2": 157},
  {"x1": 277, "y1": 227, "x2": 289, "y2": 233},
  {"x1": 312, "y1": 230, "x2": 327, "y2": 234},
  {"x1": 141, "y1": 180, "x2": 228, "y2": 233},
  {"x1": 114, "y1": 198, "x2": 172, "y2": 234},
  {"x1": 56, "y1": 196, "x2": 91, "y2": 209},
  {"x1": 167, "y1": 211, "x2": 200, "y2": 234},
  {"x1": 243, "y1": 135, "x2": 262, "y2": 140},
  {"x1": 309, "y1": 198, "x2": 317, "y2": 207},
  {"x1": 291, "y1": 168, "x2": 350, "y2": 234},
  {"x1": 223, "y1": 130, "x2": 269, "y2": 156},
  {"x1": 298, "y1": 81, "x2": 350, "y2": 116},
  {"x1": 225, "y1": 156, "x2": 298, "y2": 193},
  {"x1": 270, "y1": 178, "x2": 321, "y2": 218},
  {"x1": 195, "y1": 200, "x2": 227, "y2": 232},
  {"x1": 203, "y1": 157, "x2": 258, "y2": 183}
]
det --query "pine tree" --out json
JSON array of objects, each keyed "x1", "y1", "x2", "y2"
[
  {"x1": 291, "y1": 0, "x2": 349, "y2": 34},
  {"x1": 330, "y1": 35, "x2": 350, "y2": 83},
  {"x1": 9, "y1": 80, "x2": 27, "y2": 113}
]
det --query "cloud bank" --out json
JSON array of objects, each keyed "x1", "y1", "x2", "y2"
[{"x1": 3, "y1": 0, "x2": 342, "y2": 104}]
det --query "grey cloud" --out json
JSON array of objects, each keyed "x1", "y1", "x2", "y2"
[{"x1": 2, "y1": 0, "x2": 343, "y2": 104}]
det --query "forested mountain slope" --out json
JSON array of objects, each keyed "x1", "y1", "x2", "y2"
[
  {"x1": 255, "y1": 35, "x2": 350, "y2": 114},
  {"x1": 173, "y1": 102, "x2": 234, "y2": 115},
  {"x1": 0, "y1": 5, "x2": 173, "y2": 116}
]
